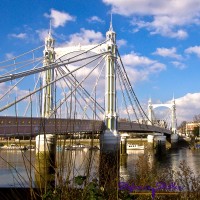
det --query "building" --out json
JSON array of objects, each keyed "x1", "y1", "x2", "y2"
[{"x1": 186, "y1": 122, "x2": 200, "y2": 136}]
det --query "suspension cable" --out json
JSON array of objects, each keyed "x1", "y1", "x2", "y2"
[
  {"x1": 116, "y1": 62, "x2": 140, "y2": 124},
  {"x1": 0, "y1": 45, "x2": 44, "y2": 65},
  {"x1": 57, "y1": 67, "x2": 103, "y2": 118},
  {"x1": 55, "y1": 68, "x2": 91, "y2": 119},
  {"x1": 48, "y1": 54, "x2": 107, "y2": 118},
  {"x1": 0, "y1": 57, "x2": 43, "y2": 71},
  {"x1": 58, "y1": 58, "x2": 104, "y2": 113},
  {"x1": 57, "y1": 39, "x2": 108, "y2": 62},
  {"x1": 0, "y1": 52, "x2": 108, "y2": 112},
  {"x1": 116, "y1": 64, "x2": 132, "y2": 122},
  {"x1": 81, "y1": 62, "x2": 105, "y2": 120},
  {"x1": 117, "y1": 50, "x2": 151, "y2": 124},
  {"x1": 0, "y1": 51, "x2": 109, "y2": 83}
]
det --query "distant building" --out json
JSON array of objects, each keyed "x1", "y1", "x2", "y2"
[{"x1": 186, "y1": 122, "x2": 200, "y2": 136}]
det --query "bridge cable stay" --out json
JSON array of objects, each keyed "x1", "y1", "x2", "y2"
[
  {"x1": 0, "y1": 39, "x2": 107, "y2": 78},
  {"x1": 56, "y1": 66, "x2": 102, "y2": 119},
  {"x1": 160, "y1": 108, "x2": 172, "y2": 129},
  {"x1": 0, "y1": 51, "x2": 108, "y2": 117},
  {"x1": 151, "y1": 105, "x2": 172, "y2": 129},
  {"x1": 0, "y1": 45, "x2": 44, "y2": 65},
  {"x1": 116, "y1": 64, "x2": 132, "y2": 122},
  {"x1": 57, "y1": 67, "x2": 92, "y2": 119},
  {"x1": 55, "y1": 68, "x2": 87, "y2": 119},
  {"x1": 49, "y1": 53, "x2": 104, "y2": 119},
  {"x1": 23, "y1": 71, "x2": 42, "y2": 116},
  {"x1": 59, "y1": 39, "x2": 109, "y2": 62},
  {"x1": 80, "y1": 62, "x2": 105, "y2": 120},
  {"x1": 54, "y1": 68, "x2": 90, "y2": 119},
  {"x1": 117, "y1": 59, "x2": 147, "y2": 125},
  {"x1": 116, "y1": 63, "x2": 141, "y2": 125},
  {"x1": 116, "y1": 62, "x2": 145, "y2": 125},
  {"x1": 57, "y1": 57, "x2": 104, "y2": 114},
  {"x1": 117, "y1": 50, "x2": 152, "y2": 125},
  {"x1": 0, "y1": 51, "x2": 108, "y2": 84},
  {"x1": 48, "y1": 54, "x2": 107, "y2": 119},
  {"x1": 0, "y1": 61, "x2": 43, "y2": 116},
  {"x1": 34, "y1": 73, "x2": 40, "y2": 117},
  {"x1": 0, "y1": 52, "x2": 108, "y2": 113},
  {"x1": 53, "y1": 39, "x2": 108, "y2": 115},
  {"x1": 0, "y1": 57, "x2": 43, "y2": 75}
]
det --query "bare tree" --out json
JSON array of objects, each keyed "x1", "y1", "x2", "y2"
[{"x1": 193, "y1": 114, "x2": 200, "y2": 122}]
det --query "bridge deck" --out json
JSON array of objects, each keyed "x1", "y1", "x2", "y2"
[{"x1": 0, "y1": 116, "x2": 171, "y2": 137}]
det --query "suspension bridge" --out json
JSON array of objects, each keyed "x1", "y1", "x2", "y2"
[{"x1": 0, "y1": 22, "x2": 176, "y2": 139}]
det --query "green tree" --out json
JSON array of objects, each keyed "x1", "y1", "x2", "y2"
[{"x1": 193, "y1": 126, "x2": 199, "y2": 137}]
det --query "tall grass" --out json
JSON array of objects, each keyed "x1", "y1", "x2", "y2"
[{"x1": 1, "y1": 140, "x2": 200, "y2": 200}]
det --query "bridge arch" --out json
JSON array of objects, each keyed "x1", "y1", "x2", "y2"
[{"x1": 148, "y1": 98, "x2": 177, "y2": 134}]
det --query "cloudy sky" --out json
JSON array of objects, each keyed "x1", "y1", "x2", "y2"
[{"x1": 1, "y1": 0, "x2": 200, "y2": 124}]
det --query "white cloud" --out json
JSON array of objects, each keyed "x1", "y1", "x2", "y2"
[
  {"x1": 120, "y1": 52, "x2": 166, "y2": 83},
  {"x1": 36, "y1": 29, "x2": 49, "y2": 41},
  {"x1": 44, "y1": 9, "x2": 75, "y2": 28},
  {"x1": 103, "y1": 0, "x2": 200, "y2": 38},
  {"x1": 87, "y1": 16, "x2": 104, "y2": 23},
  {"x1": 117, "y1": 39, "x2": 127, "y2": 48},
  {"x1": 9, "y1": 33, "x2": 27, "y2": 39},
  {"x1": 61, "y1": 28, "x2": 104, "y2": 46},
  {"x1": 171, "y1": 61, "x2": 186, "y2": 70},
  {"x1": 175, "y1": 93, "x2": 200, "y2": 123},
  {"x1": 153, "y1": 47, "x2": 182, "y2": 60},
  {"x1": 185, "y1": 46, "x2": 200, "y2": 57},
  {"x1": 147, "y1": 93, "x2": 200, "y2": 125},
  {"x1": 5, "y1": 53, "x2": 14, "y2": 60}
]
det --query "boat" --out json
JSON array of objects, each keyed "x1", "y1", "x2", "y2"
[
  {"x1": 65, "y1": 143, "x2": 88, "y2": 150},
  {"x1": 89, "y1": 146, "x2": 100, "y2": 150},
  {"x1": 127, "y1": 144, "x2": 144, "y2": 150},
  {"x1": 26, "y1": 145, "x2": 35, "y2": 150},
  {"x1": 0, "y1": 144, "x2": 28, "y2": 150}
]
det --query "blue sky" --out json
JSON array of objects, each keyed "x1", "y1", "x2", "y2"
[{"x1": 1, "y1": 0, "x2": 200, "y2": 123}]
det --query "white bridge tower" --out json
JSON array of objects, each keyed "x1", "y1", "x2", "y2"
[
  {"x1": 41, "y1": 29, "x2": 55, "y2": 118},
  {"x1": 100, "y1": 21, "x2": 120, "y2": 152},
  {"x1": 148, "y1": 98, "x2": 177, "y2": 134}
]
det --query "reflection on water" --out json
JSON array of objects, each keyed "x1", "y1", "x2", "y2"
[
  {"x1": 0, "y1": 148, "x2": 200, "y2": 187},
  {"x1": 0, "y1": 150, "x2": 35, "y2": 187}
]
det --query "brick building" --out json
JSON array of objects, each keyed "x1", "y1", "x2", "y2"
[{"x1": 186, "y1": 122, "x2": 200, "y2": 136}]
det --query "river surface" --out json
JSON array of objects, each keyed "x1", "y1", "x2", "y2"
[{"x1": 0, "y1": 148, "x2": 200, "y2": 187}]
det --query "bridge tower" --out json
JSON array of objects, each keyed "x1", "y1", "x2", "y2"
[
  {"x1": 147, "y1": 98, "x2": 177, "y2": 133},
  {"x1": 100, "y1": 21, "x2": 120, "y2": 152},
  {"x1": 147, "y1": 98, "x2": 178, "y2": 150},
  {"x1": 99, "y1": 21, "x2": 120, "y2": 195},
  {"x1": 41, "y1": 28, "x2": 55, "y2": 118},
  {"x1": 35, "y1": 28, "x2": 56, "y2": 189},
  {"x1": 148, "y1": 98, "x2": 153, "y2": 125},
  {"x1": 171, "y1": 97, "x2": 177, "y2": 134}
]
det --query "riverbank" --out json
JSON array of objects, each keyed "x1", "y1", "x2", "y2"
[{"x1": 0, "y1": 137, "x2": 192, "y2": 149}]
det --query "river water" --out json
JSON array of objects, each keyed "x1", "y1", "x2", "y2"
[{"x1": 0, "y1": 148, "x2": 200, "y2": 187}]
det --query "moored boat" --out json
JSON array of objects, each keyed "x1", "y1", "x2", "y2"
[
  {"x1": 89, "y1": 146, "x2": 100, "y2": 150},
  {"x1": 0, "y1": 144, "x2": 28, "y2": 150},
  {"x1": 65, "y1": 143, "x2": 89, "y2": 150},
  {"x1": 127, "y1": 144, "x2": 144, "y2": 150}
]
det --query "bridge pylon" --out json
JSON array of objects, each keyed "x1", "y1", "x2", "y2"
[
  {"x1": 99, "y1": 22, "x2": 120, "y2": 195},
  {"x1": 147, "y1": 98, "x2": 177, "y2": 134},
  {"x1": 35, "y1": 28, "x2": 56, "y2": 189},
  {"x1": 41, "y1": 29, "x2": 55, "y2": 118},
  {"x1": 100, "y1": 21, "x2": 120, "y2": 152}
]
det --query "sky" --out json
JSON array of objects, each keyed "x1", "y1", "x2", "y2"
[{"x1": 1, "y1": 0, "x2": 200, "y2": 124}]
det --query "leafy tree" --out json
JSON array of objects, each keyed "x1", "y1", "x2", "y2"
[{"x1": 193, "y1": 126, "x2": 200, "y2": 137}]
